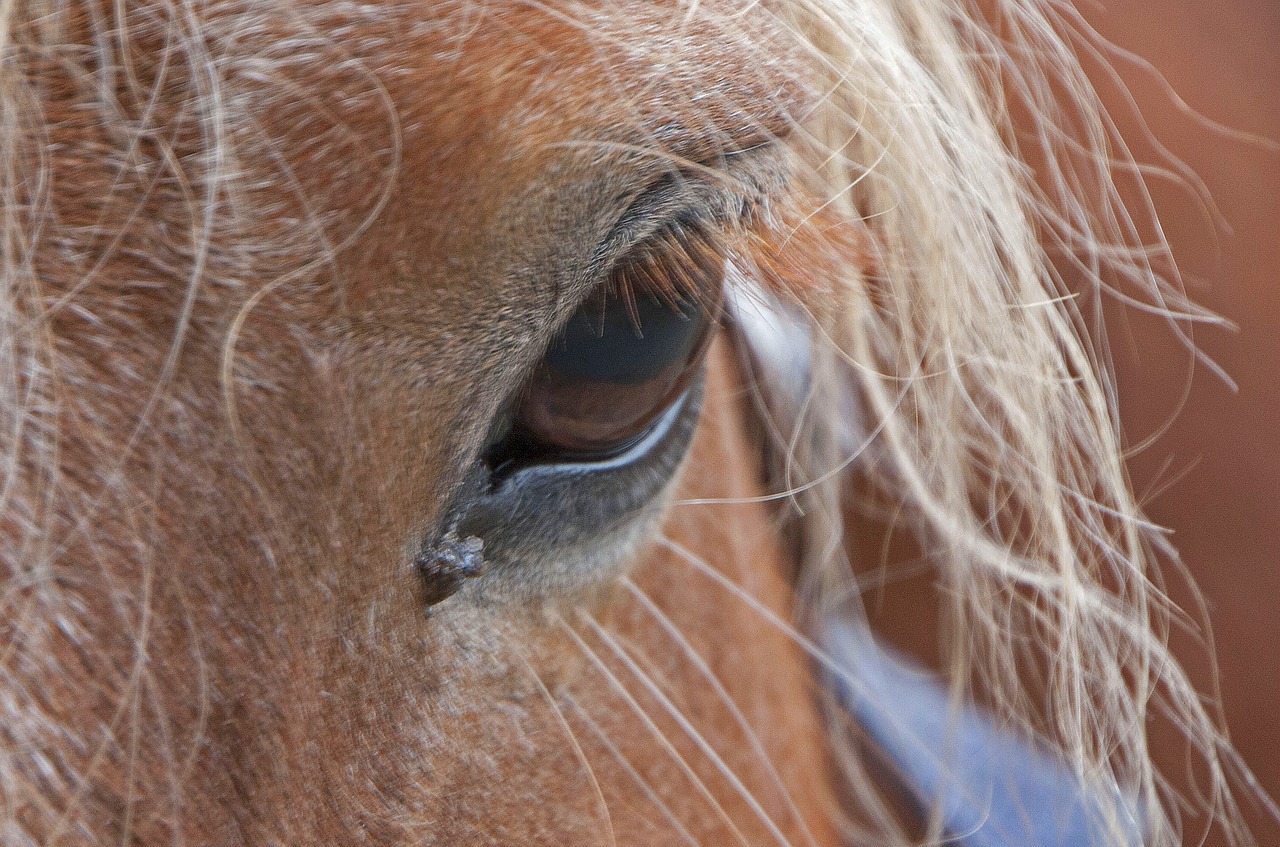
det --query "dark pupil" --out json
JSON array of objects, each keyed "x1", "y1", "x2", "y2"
[
  {"x1": 492, "y1": 237, "x2": 724, "y2": 468},
  {"x1": 544, "y1": 291, "x2": 707, "y2": 386}
]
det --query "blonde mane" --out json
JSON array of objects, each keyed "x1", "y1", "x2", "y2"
[
  {"x1": 764, "y1": 3, "x2": 1260, "y2": 845},
  {"x1": 0, "y1": 1, "x2": 1269, "y2": 845}
]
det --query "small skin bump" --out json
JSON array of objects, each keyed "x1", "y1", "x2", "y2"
[{"x1": 416, "y1": 532, "x2": 486, "y2": 609}]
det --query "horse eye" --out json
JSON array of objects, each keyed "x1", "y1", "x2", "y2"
[
  {"x1": 489, "y1": 224, "x2": 725, "y2": 471},
  {"x1": 440, "y1": 222, "x2": 728, "y2": 604}
]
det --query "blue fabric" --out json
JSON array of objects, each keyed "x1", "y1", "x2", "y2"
[{"x1": 820, "y1": 614, "x2": 1145, "y2": 847}]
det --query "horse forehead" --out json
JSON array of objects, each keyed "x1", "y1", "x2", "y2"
[
  {"x1": 274, "y1": 0, "x2": 805, "y2": 168},
  {"x1": 446, "y1": 8, "x2": 797, "y2": 144}
]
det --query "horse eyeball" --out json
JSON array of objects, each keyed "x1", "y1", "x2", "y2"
[{"x1": 499, "y1": 224, "x2": 725, "y2": 463}]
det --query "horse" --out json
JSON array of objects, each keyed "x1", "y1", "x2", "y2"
[{"x1": 0, "y1": 0, "x2": 1272, "y2": 844}]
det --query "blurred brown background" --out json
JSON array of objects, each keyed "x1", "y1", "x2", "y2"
[{"x1": 1085, "y1": 3, "x2": 1279, "y2": 844}]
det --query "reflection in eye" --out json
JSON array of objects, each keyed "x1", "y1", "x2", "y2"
[{"x1": 489, "y1": 222, "x2": 726, "y2": 472}]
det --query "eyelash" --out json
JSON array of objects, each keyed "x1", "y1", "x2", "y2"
[{"x1": 608, "y1": 215, "x2": 730, "y2": 323}]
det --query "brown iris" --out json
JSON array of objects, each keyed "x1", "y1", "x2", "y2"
[{"x1": 489, "y1": 222, "x2": 725, "y2": 472}]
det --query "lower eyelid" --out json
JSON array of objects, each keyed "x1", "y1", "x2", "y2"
[{"x1": 428, "y1": 381, "x2": 703, "y2": 604}]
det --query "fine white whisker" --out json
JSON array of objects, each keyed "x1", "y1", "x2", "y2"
[
  {"x1": 566, "y1": 697, "x2": 707, "y2": 847},
  {"x1": 514, "y1": 651, "x2": 619, "y2": 847},
  {"x1": 578, "y1": 610, "x2": 800, "y2": 847},
  {"x1": 554, "y1": 613, "x2": 754, "y2": 847},
  {"x1": 620, "y1": 576, "x2": 824, "y2": 847}
]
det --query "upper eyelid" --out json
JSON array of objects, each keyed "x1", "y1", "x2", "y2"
[
  {"x1": 588, "y1": 175, "x2": 721, "y2": 280},
  {"x1": 570, "y1": 169, "x2": 762, "y2": 319},
  {"x1": 585, "y1": 141, "x2": 787, "y2": 286}
]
